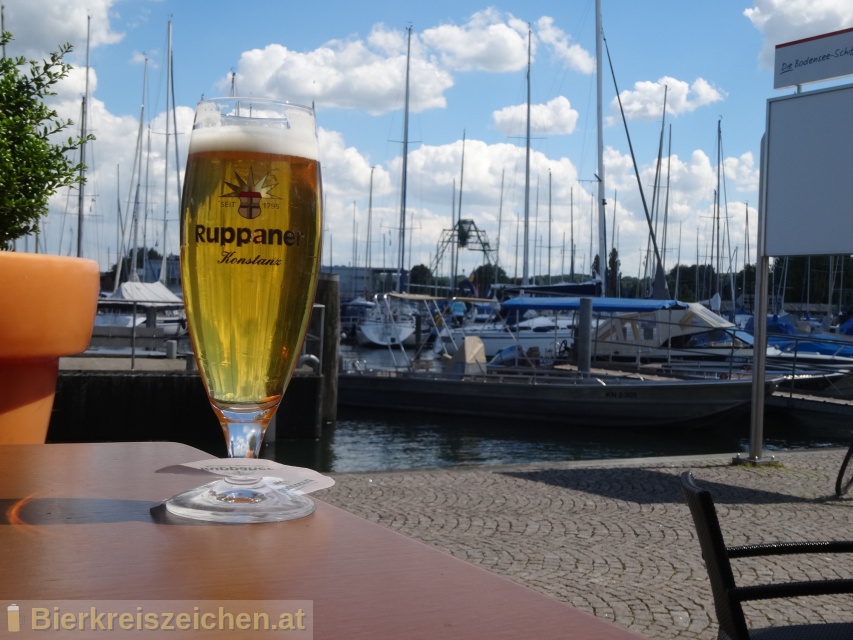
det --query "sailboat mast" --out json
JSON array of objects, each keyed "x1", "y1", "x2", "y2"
[
  {"x1": 570, "y1": 187, "x2": 575, "y2": 280},
  {"x1": 114, "y1": 166, "x2": 121, "y2": 283},
  {"x1": 522, "y1": 29, "x2": 531, "y2": 287},
  {"x1": 675, "y1": 221, "x2": 682, "y2": 298},
  {"x1": 159, "y1": 20, "x2": 173, "y2": 284},
  {"x1": 143, "y1": 126, "x2": 151, "y2": 279},
  {"x1": 548, "y1": 169, "x2": 552, "y2": 284},
  {"x1": 595, "y1": 0, "x2": 607, "y2": 294},
  {"x1": 611, "y1": 189, "x2": 617, "y2": 276},
  {"x1": 451, "y1": 179, "x2": 457, "y2": 287},
  {"x1": 455, "y1": 130, "x2": 466, "y2": 293},
  {"x1": 662, "y1": 123, "x2": 672, "y2": 261},
  {"x1": 170, "y1": 31, "x2": 182, "y2": 247},
  {"x1": 366, "y1": 166, "x2": 374, "y2": 290},
  {"x1": 396, "y1": 25, "x2": 412, "y2": 293},
  {"x1": 113, "y1": 61, "x2": 147, "y2": 293},
  {"x1": 714, "y1": 118, "x2": 722, "y2": 296},
  {"x1": 495, "y1": 169, "x2": 504, "y2": 291},
  {"x1": 76, "y1": 15, "x2": 90, "y2": 258},
  {"x1": 352, "y1": 201, "x2": 358, "y2": 297},
  {"x1": 743, "y1": 203, "x2": 749, "y2": 311},
  {"x1": 128, "y1": 59, "x2": 148, "y2": 285}
]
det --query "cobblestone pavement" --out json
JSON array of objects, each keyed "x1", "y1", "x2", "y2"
[{"x1": 320, "y1": 449, "x2": 853, "y2": 640}]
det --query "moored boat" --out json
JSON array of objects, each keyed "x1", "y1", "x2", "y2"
[
  {"x1": 445, "y1": 313, "x2": 575, "y2": 359},
  {"x1": 503, "y1": 297, "x2": 853, "y2": 370},
  {"x1": 338, "y1": 336, "x2": 778, "y2": 428},
  {"x1": 356, "y1": 293, "x2": 418, "y2": 347},
  {"x1": 94, "y1": 280, "x2": 185, "y2": 337}
]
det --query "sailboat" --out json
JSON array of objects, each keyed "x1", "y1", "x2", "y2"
[
  {"x1": 356, "y1": 25, "x2": 420, "y2": 348},
  {"x1": 91, "y1": 22, "x2": 186, "y2": 345},
  {"x1": 355, "y1": 293, "x2": 418, "y2": 347}
]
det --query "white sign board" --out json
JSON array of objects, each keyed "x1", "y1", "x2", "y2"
[
  {"x1": 775, "y1": 27, "x2": 853, "y2": 89},
  {"x1": 764, "y1": 83, "x2": 853, "y2": 256}
]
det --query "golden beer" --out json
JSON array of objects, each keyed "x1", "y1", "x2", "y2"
[
  {"x1": 181, "y1": 129, "x2": 321, "y2": 410},
  {"x1": 167, "y1": 98, "x2": 322, "y2": 522}
]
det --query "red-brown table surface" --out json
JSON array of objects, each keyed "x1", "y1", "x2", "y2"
[{"x1": 0, "y1": 441, "x2": 644, "y2": 639}]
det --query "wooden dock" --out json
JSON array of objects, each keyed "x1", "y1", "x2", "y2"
[{"x1": 767, "y1": 389, "x2": 853, "y2": 418}]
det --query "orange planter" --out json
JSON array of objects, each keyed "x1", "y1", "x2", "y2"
[{"x1": 0, "y1": 252, "x2": 100, "y2": 444}]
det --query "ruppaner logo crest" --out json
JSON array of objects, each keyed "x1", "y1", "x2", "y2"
[{"x1": 222, "y1": 167, "x2": 278, "y2": 220}]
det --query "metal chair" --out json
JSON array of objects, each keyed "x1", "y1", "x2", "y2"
[{"x1": 680, "y1": 470, "x2": 853, "y2": 640}]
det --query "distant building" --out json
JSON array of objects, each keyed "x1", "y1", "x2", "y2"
[
  {"x1": 141, "y1": 256, "x2": 181, "y2": 285},
  {"x1": 324, "y1": 265, "x2": 404, "y2": 301}
]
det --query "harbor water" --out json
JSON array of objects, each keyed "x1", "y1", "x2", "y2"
[{"x1": 265, "y1": 344, "x2": 853, "y2": 473}]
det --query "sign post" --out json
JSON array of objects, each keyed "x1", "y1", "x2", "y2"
[{"x1": 748, "y1": 29, "x2": 853, "y2": 462}]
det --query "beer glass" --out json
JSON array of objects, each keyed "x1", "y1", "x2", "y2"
[{"x1": 165, "y1": 97, "x2": 322, "y2": 523}]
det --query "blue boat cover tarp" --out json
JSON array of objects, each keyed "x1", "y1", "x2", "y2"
[
  {"x1": 743, "y1": 314, "x2": 798, "y2": 335},
  {"x1": 500, "y1": 296, "x2": 688, "y2": 314},
  {"x1": 839, "y1": 317, "x2": 853, "y2": 336}
]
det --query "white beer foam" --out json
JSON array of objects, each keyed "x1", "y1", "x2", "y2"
[{"x1": 189, "y1": 105, "x2": 318, "y2": 160}]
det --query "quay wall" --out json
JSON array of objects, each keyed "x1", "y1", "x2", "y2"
[
  {"x1": 47, "y1": 371, "x2": 323, "y2": 454},
  {"x1": 49, "y1": 274, "x2": 343, "y2": 450}
]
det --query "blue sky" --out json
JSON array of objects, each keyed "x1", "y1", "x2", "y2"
[{"x1": 5, "y1": 0, "x2": 853, "y2": 285}]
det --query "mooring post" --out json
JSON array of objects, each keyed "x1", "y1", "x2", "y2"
[
  {"x1": 578, "y1": 298, "x2": 592, "y2": 373},
  {"x1": 316, "y1": 273, "x2": 340, "y2": 427}
]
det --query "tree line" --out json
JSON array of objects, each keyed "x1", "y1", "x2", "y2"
[{"x1": 408, "y1": 251, "x2": 853, "y2": 313}]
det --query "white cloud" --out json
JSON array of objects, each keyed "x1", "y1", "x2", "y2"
[
  {"x1": 1, "y1": 0, "x2": 123, "y2": 61},
  {"x1": 609, "y1": 76, "x2": 724, "y2": 123},
  {"x1": 493, "y1": 96, "x2": 579, "y2": 136},
  {"x1": 723, "y1": 152, "x2": 759, "y2": 195},
  {"x1": 225, "y1": 32, "x2": 453, "y2": 114},
  {"x1": 421, "y1": 8, "x2": 530, "y2": 72},
  {"x1": 366, "y1": 24, "x2": 407, "y2": 56},
  {"x1": 319, "y1": 128, "x2": 394, "y2": 203},
  {"x1": 536, "y1": 16, "x2": 595, "y2": 74}
]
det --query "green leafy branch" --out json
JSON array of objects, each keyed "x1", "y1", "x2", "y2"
[{"x1": 0, "y1": 30, "x2": 94, "y2": 248}]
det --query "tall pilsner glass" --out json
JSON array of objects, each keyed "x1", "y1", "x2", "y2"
[{"x1": 166, "y1": 98, "x2": 322, "y2": 523}]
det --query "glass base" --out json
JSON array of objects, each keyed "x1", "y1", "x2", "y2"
[{"x1": 164, "y1": 476, "x2": 315, "y2": 523}]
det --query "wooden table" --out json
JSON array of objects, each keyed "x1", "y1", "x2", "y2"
[{"x1": 0, "y1": 442, "x2": 644, "y2": 639}]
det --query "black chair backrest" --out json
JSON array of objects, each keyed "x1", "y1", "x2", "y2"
[{"x1": 680, "y1": 471, "x2": 750, "y2": 640}]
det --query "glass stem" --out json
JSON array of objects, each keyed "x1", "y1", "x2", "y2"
[{"x1": 212, "y1": 401, "x2": 279, "y2": 458}]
